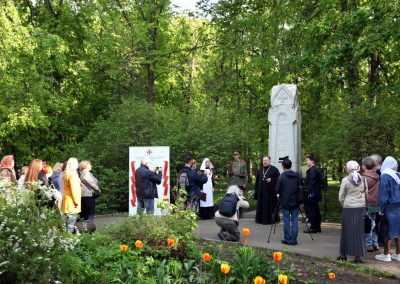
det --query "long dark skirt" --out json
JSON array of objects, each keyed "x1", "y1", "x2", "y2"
[
  {"x1": 340, "y1": 207, "x2": 366, "y2": 257},
  {"x1": 199, "y1": 206, "x2": 215, "y2": 219}
]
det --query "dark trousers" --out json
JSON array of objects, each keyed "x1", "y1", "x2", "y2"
[
  {"x1": 305, "y1": 202, "x2": 321, "y2": 231},
  {"x1": 215, "y1": 217, "x2": 240, "y2": 242},
  {"x1": 81, "y1": 197, "x2": 95, "y2": 221}
]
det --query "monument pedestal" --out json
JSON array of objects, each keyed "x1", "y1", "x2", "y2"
[{"x1": 268, "y1": 84, "x2": 301, "y2": 172}]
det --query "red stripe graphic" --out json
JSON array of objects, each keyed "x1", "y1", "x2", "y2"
[
  {"x1": 162, "y1": 160, "x2": 169, "y2": 202},
  {"x1": 130, "y1": 161, "x2": 137, "y2": 207}
]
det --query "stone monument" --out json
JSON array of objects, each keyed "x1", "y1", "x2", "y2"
[{"x1": 268, "y1": 84, "x2": 301, "y2": 172}]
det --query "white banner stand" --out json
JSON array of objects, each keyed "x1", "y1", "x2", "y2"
[{"x1": 128, "y1": 146, "x2": 170, "y2": 216}]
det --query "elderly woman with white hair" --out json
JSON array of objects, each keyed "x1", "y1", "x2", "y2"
[
  {"x1": 375, "y1": 156, "x2": 400, "y2": 262},
  {"x1": 215, "y1": 185, "x2": 249, "y2": 242},
  {"x1": 337, "y1": 161, "x2": 367, "y2": 263}
]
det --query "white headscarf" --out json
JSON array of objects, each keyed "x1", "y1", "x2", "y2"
[
  {"x1": 381, "y1": 156, "x2": 400, "y2": 185},
  {"x1": 346, "y1": 161, "x2": 362, "y2": 185},
  {"x1": 200, "y1": 158, "x2": 214, "y2": 171}
]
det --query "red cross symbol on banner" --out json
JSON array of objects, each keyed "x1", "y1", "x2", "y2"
[{"x1": 146, "y1": 149, "x2": 152, "y2": 155}]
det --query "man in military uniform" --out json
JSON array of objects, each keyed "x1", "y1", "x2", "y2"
[{"x1": 227, "y1": 151, "x2": 248, "y2": 191}]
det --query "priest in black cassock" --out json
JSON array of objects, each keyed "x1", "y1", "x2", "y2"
[{"x1": 255, "y1": 155, "x2": 280, "y2": 225}]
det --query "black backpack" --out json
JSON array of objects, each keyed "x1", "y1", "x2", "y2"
[{"x1": 218, "y1": 193, "x2": 239, "y2": 217}]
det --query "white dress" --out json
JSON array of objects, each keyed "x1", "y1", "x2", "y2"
[{"x1": 200, "y1": 169, "x2": 214, "y2": 207}]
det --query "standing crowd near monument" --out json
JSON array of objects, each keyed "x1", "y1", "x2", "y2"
[
  {"x1": 0, "y1": 155, "x2": 100, "y2": 233},
  {"x1": 1, "y1": 151, "x2": 400, "y2": 264}
]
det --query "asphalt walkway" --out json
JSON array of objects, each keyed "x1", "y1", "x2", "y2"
[{"x1": 194, "y1": 211, "x2": 400, "y2": 278}]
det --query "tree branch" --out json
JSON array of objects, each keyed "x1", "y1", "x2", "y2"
[{"x1": 114, "y1": 0, "x2": 133, "y2": 28}]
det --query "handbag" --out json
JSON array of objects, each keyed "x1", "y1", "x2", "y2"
[
  {"x1": 363, "y1": 178, "x2": 372, "y2": 233},
  {"x1": 200, "y1": 191, "x2": 207, "y2": 202},
  {"x1": 81, "y1": 177, "x2": 101, "y2": 198},
  {"x1": 92, "y1": 189, "x2": 101, "y2": 198}
]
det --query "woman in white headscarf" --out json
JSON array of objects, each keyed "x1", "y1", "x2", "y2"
[
  {"x1": 337, "y1": 161, "x2": 367, "y2": 263},
  {"x1": 198, "y1": 158, "x2": 215, "y2": 219},
  {"x1": 375, "y1": 156, "x2": 400, "y2": 262}
]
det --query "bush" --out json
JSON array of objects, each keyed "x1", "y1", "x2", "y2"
[
  {"x1": 0, "y1": 182, "x2": 81, "y2": 283},
  {"x1": 62, "y1": 98, "x2": 261, "y2": 213}
]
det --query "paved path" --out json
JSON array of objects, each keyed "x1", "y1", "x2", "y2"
[
  {"x1": 96, "y1": 211, "x2": 400, "y2": 278},
  {"x1": 195, "y1": 211, "x2": 400, "y2": 278}
]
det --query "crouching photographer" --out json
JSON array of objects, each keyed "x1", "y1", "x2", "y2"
[{"x1": 215, "y1": 185, "x2": 249, "y2": 242}]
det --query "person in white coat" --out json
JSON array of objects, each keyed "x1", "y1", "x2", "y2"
[{"x1": 199, "y1": 158, "x2": 215, "y2": 219}]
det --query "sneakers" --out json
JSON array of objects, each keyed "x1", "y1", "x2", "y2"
[
  {"x1": 375, "y1": 253, "x2": 391, "y2": 262},
  {"x1": 391, "y1": 253, "x2": 400, "y2": 261}
]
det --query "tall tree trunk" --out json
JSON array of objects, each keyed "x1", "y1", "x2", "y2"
[
  {"x1": 369, "y1": 52, "x2": 380, "y2": 105},
  {"x1": 146, "y1": 63, "x2": 155, "y2": 104}
]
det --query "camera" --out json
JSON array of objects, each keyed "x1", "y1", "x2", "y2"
[{"x1": 278, "y1": 156, "x2": 289, "y2": 163}]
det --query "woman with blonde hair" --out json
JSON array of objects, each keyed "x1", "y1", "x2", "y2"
[
  {"x1": 61, "y1": 158, "x2": 81, "y2": 233},
  {"x1": 50, "y1": 162, "x2": 64, "y2": 191},
  {"x1": 79, "y1": 160, "x2": 100, "y2": 221},
  {"x1": 0, "y1": 155, "x2": 16, "y2": 183}
]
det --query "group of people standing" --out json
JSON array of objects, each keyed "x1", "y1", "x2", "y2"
[
  {"x1": 135, "y1": 155, "x2": 215, "y2": 219},
  {"x1": 0, "y1": 155, "x2": 100, "y2": 233},
  {"x1": 253, "y1": 154, "x2": 322, "y2": 244},
  {"x1": 338, "y1": 155, "x2": 400, "y2": 263}
]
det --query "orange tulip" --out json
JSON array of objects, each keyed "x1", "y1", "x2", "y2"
[
  {"x1": 120, "y1": 244, "x2": 128, "y2": 252},
  {"x1": 202, "y1": 252, "x2": 212, "y2": 262},
  {"x1": 135, "y1": 240, "x2": 143, "y2": 249},
  {"x1": 242, "y1": 227, "x2": 251, "y2": 237},
  {"x1": 220, "y1": 263, "x2": 230, "y2": 274},
  {"x1": 167, "y1": 238, "x2": 175, "y2": 248},
  {"x1": 273, "y1": 251, "x2": 283, "y2": 262},
  {"x1": 328, "y1": 272, "x2": 335, "y2": 280},
  {"x1": 254, "y1": 276, "x2": 266, "y2": 284},
  {"x1": 278, "y1": 274, "x2": 288, "y2": 284}
]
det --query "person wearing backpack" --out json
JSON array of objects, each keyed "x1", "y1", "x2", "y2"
[
  {"x1": 179, "y1": 155, "x2": 208, "y2": 213},
  {"x1": 215, "y1": 185, "x2": 249, "y2": 242}
]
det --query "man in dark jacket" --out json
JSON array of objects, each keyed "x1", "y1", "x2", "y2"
[
  {"x1": 303, "y1": 153, "x2": 322, "y2": 233},
  {"x1": 275, "y1": 158, "x2": 301, "y2": 245},
  {"x1": 135, "y1": 158, "x2": 162, "y2": 215},
  {"x1": 179, "y1": 155, "x2": 208, "y2": 213}
]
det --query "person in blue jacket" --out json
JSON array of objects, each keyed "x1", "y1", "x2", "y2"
[
  {"x1": 179, "y1": 155, "x2": 208, "y2": 213},
  {"x1": 375, "y1": 156, "x2": 400, "y2": 262}
]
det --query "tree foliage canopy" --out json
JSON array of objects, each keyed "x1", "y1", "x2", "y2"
[{"x1": 1, "y1": 0, "x2": 399, "y2": 211}]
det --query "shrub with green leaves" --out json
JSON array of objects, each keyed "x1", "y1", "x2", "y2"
[{"x1": 0, "y1": 183, "x2": 82, "y2": 283}]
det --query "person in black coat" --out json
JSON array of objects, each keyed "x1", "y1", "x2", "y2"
[
  {"x1": 303, "y1": 153, "x2": 322, "y2": 233},
  {"x1": 254, "y1": 156, "x2": 280, "y2": 225},
  {"x1": 275, "y1": 158, "x2": 301, "y2": 245},
  {"x1": 135, "y1": 158, "x2": 162, "y2": 215}
]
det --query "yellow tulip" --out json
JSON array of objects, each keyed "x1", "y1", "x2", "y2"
[{"x1": 220, "y1": 263, "x2": 230, "y2": 274}]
